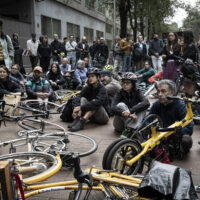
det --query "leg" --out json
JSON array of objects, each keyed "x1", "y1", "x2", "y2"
[
  {"x1": 181, "y1": 134, "x2": 193, "y2": 153},
  {"x1": 151, "y1": 55, "x2": 157, "y2": 74},
  {"x1": 113, "y1": 115, "x2": 125, "y2": 132},
  {"x1": 157, "y1": 56, "x2": 163, "y2": 73},
  {"x1": 90, "y1": 106, "x2": 109, "y2": 124},
  {"x1": 122, "y1": 55, "x2": 127, "y2": 72},
  {"x1": 127, "y1": 55, "x2": 132, "y2": 72}
]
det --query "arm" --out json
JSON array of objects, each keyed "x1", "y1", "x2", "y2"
[
  {"x1": 80, "y1": 86, "x2": 107, "y2": 112},
  {"x1": 6, "y1": 35, "x2": 14, "y2": 57},
  {"x1": 56, "y1": 74, "x2": 65, "y2": 86},
  {"x1": 111, "y1": 91, "x2": 123, "y2": 116},
  {"x1": 129, "y1": 90, "x2": 150, "y2": 114},
  {"x1": 149, "y1": 41, "x2": 155, "y2": 56},
  {"x1": 141, "y1": 68, "x2": 155, "y2": 78},
  {"x1": 25, "y1": 80, "x2": 37, "y2": 98},
  {"x1": 74, "y1": 70, "x2": 82, "y2": 84},
  {"x1": 158, "y1": 40, "x2": 164, "y2": 55}
]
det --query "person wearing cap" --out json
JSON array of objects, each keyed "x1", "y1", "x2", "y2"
[
  {"x1": 100, "y1": 69, "x2": 121, "y2": 106},
  {"x1": 27, "y1": 33, "x2": 39, "y2": 70},
  {"x1": 0, "y1": 21, "x2": 14, "y2": 70},
  {"x1": 25, "y1": 66, "x2": 52, "y2": 100},
  {"x1": 149, "y1": 32, "x2": 164, "y2": 73},
  {"x1": 93, "y1": 37, "x2": 109, "y2": 69},
  {"x1": 111, "y1": 72, "x2": 150, "y2": 138},
  {"x1": 68, "y1": 67, "x2": 110, "y2": 132},
  {"x1": 74, "y1": 60, "x2": 88, "y2": 88}
]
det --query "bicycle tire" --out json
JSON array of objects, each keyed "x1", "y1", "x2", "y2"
[
  {"x1": 17, "y1": 118, "x2": 66, "y2": 132},
  {"x1": 0, "y1": 152, "x2": 62, "y2": 184},
  {"x1": 102, "y1": 138, "x2": 124, "y2": 170},
  {"x1": 106, "y1": 139, "x2": 144, "y2": 175}
]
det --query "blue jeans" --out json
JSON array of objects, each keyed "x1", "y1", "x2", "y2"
[
  {"x1": 67, "y1": 55, "x2": 76, "y2": 69},
  {"x1": 122, "y1": 55, "x2": 132, "y2": 72}
]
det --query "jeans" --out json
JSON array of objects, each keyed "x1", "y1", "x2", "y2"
[
  {"x1": 67, "y1": 55, "x2": 76, "y2": 69},
  {"x1": 122, "y1": 55, "x2": 132, "y2": 72}
]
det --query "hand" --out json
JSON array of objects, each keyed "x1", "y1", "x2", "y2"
[
  {"x1": 137, "y1": 74, "x2": 142, "y2": 78},
  {"x1": 122, "y1": 110, "x2": 130, "y2": 117},
  {"x1": 129, "y1": 113, "x2": 137, "y2": 121},
  {"x1": 10, "y1": 92, "x2": 21, "y2": 96},
  {"x1": 155, "y1": 53, "x2": 159, "y2": 57},
  {"x1": 51, "y1": 82, "x2": 57, "y2": 86},
  {"x1": 74, "y1": 106, "x2": 81, "y2": 113}
]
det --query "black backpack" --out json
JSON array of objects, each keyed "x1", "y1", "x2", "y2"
[{"x1": 60, "y1": 98, "x2": 73, "y2": 122}]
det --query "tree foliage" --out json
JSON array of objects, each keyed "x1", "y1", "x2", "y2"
[{"x1": 183, "y1": 0, "x2": 200, "y2": 41}]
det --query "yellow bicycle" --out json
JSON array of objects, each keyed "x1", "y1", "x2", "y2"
[{"x1": 103, "y1": 96, "x2": 194, "y2": 175}]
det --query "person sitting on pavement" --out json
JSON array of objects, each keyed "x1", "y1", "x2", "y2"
[
  {"x1": 0, "y1": 65, "x2": 22, "y2": 99},
  {"x1": 149, "y1": 79, "x2": 194, "y2": 157},
  {"x1": 103, "y1": 64, "x2": 121, "y2": 81},
  {"x1": 100, "y1": 69, "x2": 121, "y2": 106},
  {"x1": 74, "y1": 60, "x2": 88, "y2": 89},
  {"x1": 84, "y1": 57, "x2": 91, "y2": 69},
  {"x1": 63, "y1": 70, "x2": 80, "y2": 90},
  {"x1": 46, "y1": 63, "x2": 65, "y2": 91},
  {"x1": 59, "y1": 57, "x2": 71, "y2": 75},
  {"x1": 25, "y1": 66, "x2": 53, "y2": 101},
  {"x1": 111, "y1": 72, "x2": 150, "y2": 138},
  {"x1": 9, "y1": 64, "x2": 25, "y2": 88},
  {"x1": 68, "y1": 68, "x2": 110, "y2": 132},
  {"x1": 135, "y1": 60, "x2": 155, "y2": 84}
]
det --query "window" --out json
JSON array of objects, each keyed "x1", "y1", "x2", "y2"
[
  {"x1": 106, "y1": 23, "x2": 112, "y2": 34},
  {"x1": 41, "y1": 16, "x2": 61, "y2": 38},
  {"x1": 98, "y1": 0, "x2": 105, "y2": 13},
  {"x1": 85, "y1": 0, "x2": 95, "y2": 9},
  {"x1": 84, "y1": 27, "x2": 94, "y2": 43},
  {"x1": 67, "y1": 22, "x2": 80, "y2": 39},
  {"x1": 96, "y1": 30, "x2": 104, "y2": 38}
]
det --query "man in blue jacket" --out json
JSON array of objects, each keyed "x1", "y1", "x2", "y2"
[{"x1": 149, "y1": 79, "x2": 194, "y2": 155}]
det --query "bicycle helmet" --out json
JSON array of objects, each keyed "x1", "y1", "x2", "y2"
[
  {"x1": 104, "y1": 65, "x2": 114, "y2": 72},
  {"x1": 87, "y1": 67, "x2": 100, "y2": 76},
  {"x1": 121, "y1": 72, "x2": 137, "y2": 82}
]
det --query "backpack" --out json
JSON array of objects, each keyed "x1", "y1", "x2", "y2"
[{"x1": 60, "y1": 98, "x2": 73, "y2": 122}]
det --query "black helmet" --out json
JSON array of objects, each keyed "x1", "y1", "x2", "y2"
[
  {"x1": 87, "y1": 67, "x2": 100, "y2": 76},
  {"x1": 121, "y1": 72, "x2": 137, "y2": 82},
  {"x1": 181, "y1": 59, "x2": 197, "y2": 80}
]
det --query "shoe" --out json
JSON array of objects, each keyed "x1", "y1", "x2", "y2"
[
  {"x1": 69, "y1": 119, "x2": 85, "y2": 132},
  {"x1": 149, "y1": 92, "x2": 158, "y2": 99},
  {"x1": 120, "y1": 128, "x2": 132, "y2": 139},
  {"x1": 68, "y1": 117, "x2": 80, "y2": 128}
]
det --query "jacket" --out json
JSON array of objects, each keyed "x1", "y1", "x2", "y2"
[
  {"x1": 12, "y1": 39, "x2": 23, "y2": 55},
  {"x1": 46, "y1": 72, "x2": 65, "y2": 90},
  {"x1": 25, "y1": 77, "x2": 52, "y2": 99},
  {"x1": 75, "y1": 82, "x2": 110, "y2": 114},
  {"x1": 136, "y1": 67, "x2": 155, "y2": 79},
  {"x1": 149, "y1": 38, "x2": 163, "y2": 56},
  {"x1": 0, "y1": 35, "x2": 14, "y2": 69},
  {"x1": 38, "y1": 43, "x2": 51, "y2": 57},
  {"x1": 112, "y1": 88, "x2": 150, "y2": 116},
  {"x1": 75, "y1": 42, "x2": 89, "y2": 59},
  {"x1": 0, "y1": 77, "x2": 22, "y2": 99},
  {"x1": 182, "y1": 43, "x2": 199, "y2": 63},
  {"x1": 74, "y1": 68, "x2": 88, "y2": 85},
  {"x1": 94, "y1": 44, "x2": 109, "y2": 59},
  {"x1": 133, "y1": 42, "x2": 147, "y2": 59},
  {"x1": 51, "y1": 40, "x2": 62, "y2": 56},
  {"x1": 162, "y1": 45, "x2": 181, "y2": 62},
  {"x1": 120, "y1": 39, "x2": 132, "y2": 56},
  {"x1": 149, "y1": 99, "x2": 194, "y2": 135}
]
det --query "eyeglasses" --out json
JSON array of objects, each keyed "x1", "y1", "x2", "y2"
[{"x1": 11, "y1": 68, "x2": 18, "y2": 70}]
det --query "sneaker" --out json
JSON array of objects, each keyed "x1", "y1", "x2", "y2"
[
  {"x1": 120, "y1": 128, "x2": 132, "y2": 139},
  {"x1": 149, "y1": 92, "x2": 158, "y2": 99},
  {"x1": 68, "y1": 117, "x2": 80, "y2": 129},
  {"x1": 69, "y1": 119, "x2": 85, "y2": 132}
]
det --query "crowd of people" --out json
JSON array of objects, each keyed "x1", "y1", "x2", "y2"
[{"x1": 0, "y1": 16, "x2": 200, "y2": 162}]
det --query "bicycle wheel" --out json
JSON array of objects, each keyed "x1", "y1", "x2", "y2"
[
  {"x1": 102, "y1": 138, "x2": 124, "y2": 170},
  {"x1": 106, "y1": 139, "x2": 144, "y2": 175},
  {"x1": 17, "y1": 118, "x2": 66, "y2": 133},
  {"x1": 22, "y1": 99, "x2": 62, "y2": 114},
  {"x1": 0, "y1": 152, "x2": 62, "y2": 184}
]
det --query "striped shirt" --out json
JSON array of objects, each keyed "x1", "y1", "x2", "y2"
[{"x1": 0, "y1": 43, "x2": 4, "y2": 61}]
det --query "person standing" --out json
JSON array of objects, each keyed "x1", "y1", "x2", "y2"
[
  {"x1": 12, "y1": 33, "x2": 25, "y2": 75},
  {"x1": 120, "y1": 33, "x2": 133, "y2": 72},
  {"x1": 162, "y1": 32, "x2": 181, "y2": 82},
  {"x1": 38, "y1": 35, "x2": 51, "y2": 73},
  {"x1": 132, "y1": 35, "x2": 147, "y2": 71},
  {"x1": 75, "y1": 36, "x2": 89, "y2": 60},
  {"x1": 149, "y1": 32, "x2": 164, "y2": 73},
  {"x1": 112, "y1": 36, "x2": 122, "y2": 74},
  {"x1": 51, "y1": 34, "x2": 62, "y2": 64},
  {"x1": 0, "y1": 21, "x2": 14, "y2": 70},
  {"x1": 27, "y1": 33, "x2": 39, "y2": 70},
  {"x1": 66, "y1": 35, "x2": 77, "y2": 69}
]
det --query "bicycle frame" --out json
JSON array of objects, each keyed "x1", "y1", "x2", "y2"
[
  {"x1": 126, "y1": 97, "x2": 193, "y2": 167},
  {"x1": 23, "y1": 168, "x2": 143, "y2": 199},
  {"x1": 54, "y1": 90, "x2": 80, "y2": 103}
]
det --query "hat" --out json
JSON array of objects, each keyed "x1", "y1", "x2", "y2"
[
  {"x1": 33, "y1": 66, "x2": 43, "y2": 73},
  {"x1": 100, "y1": 70, "x2": 112, "y2": 77},
  {"x1": 100, "y1": 37, "x2": 105, "y2": 40}
]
